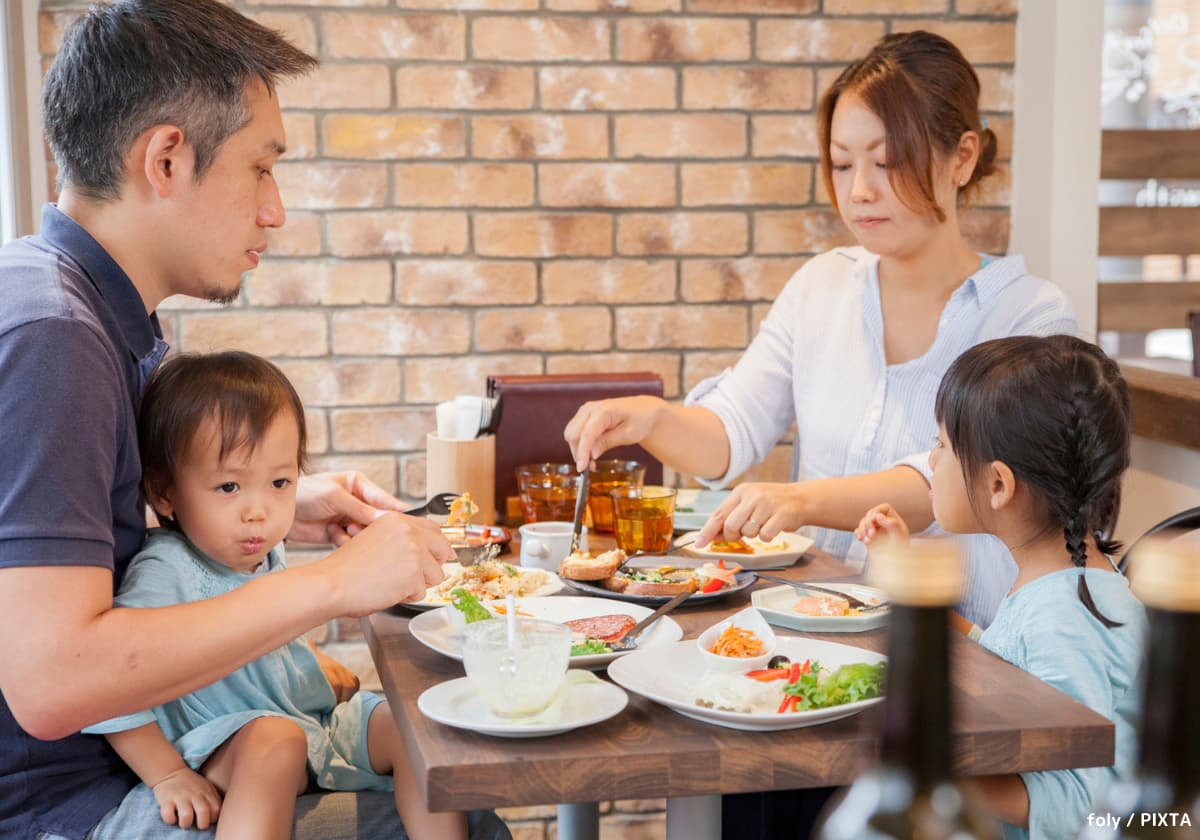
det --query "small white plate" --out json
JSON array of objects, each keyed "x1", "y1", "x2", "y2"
[
  {"x1": 408, "y1": 596, "x2": 684, "y2": 669},
  {"x1": 404, "y1": 562, "x2": 565, "y2": 610},
  {"x1": 675, "y1": 530, "x2": 814, "y2": 570},
  {"x1": 607, "y1": 637, "x2": 885, "y2": 732},
  {"x1": 673, "y1": 489, "x2": 729, "y2": 531},
  {"x1": 418, "y1": 675, "x2": 628, "y2": 738},
  {"x1": 752, "y1": 584, "x2": 889, "y2": 633}
]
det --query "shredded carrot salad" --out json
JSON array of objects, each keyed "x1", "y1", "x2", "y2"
[{"x1": 710, "y1": 625, "x2": 766, "y2": 658}]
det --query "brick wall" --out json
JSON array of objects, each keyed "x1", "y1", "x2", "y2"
[{"x1": 39, "y1": 0, "x2": 1018, "y2": 510}]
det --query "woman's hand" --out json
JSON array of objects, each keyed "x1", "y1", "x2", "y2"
[
  {"x1": 854, "y1": 503, "x2": 910, "y2": 546},
  {"x1": 564, "y1": 396, "x2": 664, "y2": 472},
  {"x1": 291, "y1": 471, "x2": 407, "y2": 546},
  {"x1": 151, "y1": 766, "x2": 222, "y2": 830},
  {"x1": 309, "y1": 639, "x2": 360, "y2": 703},
  {"x1": 695, "y1": 482, "x2": 810, "y2": 546}
]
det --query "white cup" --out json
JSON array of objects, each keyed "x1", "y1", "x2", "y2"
[
  {"x1": 462, "y1": 618, "x2": 572, "y2": 718},
  {"x1": 519, "y1": 521, "x2": 586, "y2": 572}
]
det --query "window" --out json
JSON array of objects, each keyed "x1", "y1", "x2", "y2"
[
  {"x1": 0, "y1": 0, "x2": 45, "y2": 245},
  {"x1": 1098, "y1": 0, "x2": 1200, "y2": 374}
]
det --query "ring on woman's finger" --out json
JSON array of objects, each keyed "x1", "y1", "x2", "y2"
[{"x1": 747, "y1": 517, "x2": 759, "y2": 527}]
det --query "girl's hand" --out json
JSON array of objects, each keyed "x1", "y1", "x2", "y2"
[
  {"x1": 151, "y1": 766, "x2": 222, "y2": 830},
  {"x1": 854, "y1": 503, "x2": 910, "y2": 545},
  {"x1": 695, "y1": 482, "x2": 809, "y2": 546}
]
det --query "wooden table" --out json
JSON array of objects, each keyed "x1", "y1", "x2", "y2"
[{"x1": 365, "y1": 548, "x2": 1115, "y2": 839}]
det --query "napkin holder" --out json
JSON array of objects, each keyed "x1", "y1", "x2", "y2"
[
  {"x1": 486, "y1": 372, "x2": 664, "y2": 524},
  {"x1": 425, "y1": 432, "x2": 496, "y2": 526}
]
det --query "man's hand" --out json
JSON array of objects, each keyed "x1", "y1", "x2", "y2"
[
  {"x1": 151, "y1": 766, "x2": 222, "y2": 830},
  {"x1": 317, "y1": 512, "x2": 454, "y2": 617},
  {"x1": 309, "y1": 639, "x2": 359, "y2": 703},
  {"x1": 291, "y1": 471, "x2": 407, "y2": 546}
]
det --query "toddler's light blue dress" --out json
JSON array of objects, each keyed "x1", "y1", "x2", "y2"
[{"x1": 84, "y1": 529, "x2": 391, "y2": 792}]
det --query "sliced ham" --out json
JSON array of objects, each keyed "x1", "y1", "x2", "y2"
[{"x1": 564, "y1": 614, "x2": 637, "y2": 643}]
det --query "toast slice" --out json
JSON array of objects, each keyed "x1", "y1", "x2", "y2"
[{"x1": 560, "y1": 548, "x2": 626, "y2": 581}]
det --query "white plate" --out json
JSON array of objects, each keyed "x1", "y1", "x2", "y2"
[
  {"x1": 404, "y1": 562, "x2": 565, "y2": 610},
  {"x1": 674, "y1": 530, "x2": 814, "y2": 570},
  {"x1": 408, "y1": 596, "x2": 684, "y2": 669},
  {"x1": 418, "y1": 675, "x2": 628, "y2": 738},
  {"x1": 751, "y1": 583, "x2": 889, "y2": 633},
  {"x1": 673, "y1": 489, "x2": 729, "y2": 531},
  {"x1": 607, "y1": 637, "x2": 885, "y2": 731}
]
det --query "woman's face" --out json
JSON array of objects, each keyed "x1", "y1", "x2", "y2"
[{"x1": 828, "y1": 92, "x2": 956, "y2": 258}]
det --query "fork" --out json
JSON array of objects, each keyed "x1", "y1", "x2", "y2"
[
  {"x1": 606, "y1": 589, "x2": 693, "y2": 652},
  {"x1": 403, "y1": 492, "x2": 460, "y2": 518}
]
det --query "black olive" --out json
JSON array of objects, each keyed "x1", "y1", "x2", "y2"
[{"x1": 767, "y1": 654, "x2": 791, "y2": 670}]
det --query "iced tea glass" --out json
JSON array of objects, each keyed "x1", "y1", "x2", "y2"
[
  {"x1": 515, "y1": 463, "x2": 580, "y2": 523},
  {"x1": 587, "y1": 460, "x2": 645, "y2": 534},
  {"x1": 612, "y1": 485, "x2": 677, "y2": 554}
]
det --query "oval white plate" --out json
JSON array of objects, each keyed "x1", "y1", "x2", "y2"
[
  {"x1": 409, "y1": 596, "x2": 684, "y2": 669},
  {"x1": 404, "y1": 562, "x2": 565, "y2": 611},
  {"x1": 607, "y1": 637, "x2": 885, "y2": 732},
  {"x1": 751, "y1": 583, "x2": 889, "y2": 633},
  {"x1": 418, "y1": 676, "x2": 628, "y2": 738},
  {"x1": 675, "y1": 530, "x2": 814, "y2": 570}
]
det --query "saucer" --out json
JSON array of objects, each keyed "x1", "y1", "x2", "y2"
[{"x1": 417, "y1": 674, "x2": 628, "y2": 738}]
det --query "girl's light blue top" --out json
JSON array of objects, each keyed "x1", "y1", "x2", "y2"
[{"x1": 980, "y1": 567, "x2": 1147, "y2": 840}]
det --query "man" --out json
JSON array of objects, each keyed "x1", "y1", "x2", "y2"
[{"x1": 0, "y1": 2, "x2": 507, "y2": 838}]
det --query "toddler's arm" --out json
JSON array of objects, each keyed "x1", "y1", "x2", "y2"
[{"x1": 105, "y1": 723, "x2": 223, "y2": 831}]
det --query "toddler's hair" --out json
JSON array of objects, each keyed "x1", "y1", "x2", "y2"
[
  {"x1": 934, "y1": 335, "x2": 1131, "y2": 627},
  {"x1": 139, "y1": 351, "x2": 307, "y2": 526}
]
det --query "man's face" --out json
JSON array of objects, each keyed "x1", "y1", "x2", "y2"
[{"x1": 166, "y1": 79, "x2": 287, "y2": 304}]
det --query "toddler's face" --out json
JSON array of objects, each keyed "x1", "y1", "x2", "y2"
[{"x1": 157, "y1": 412, "x2": 300, "y2": 573}]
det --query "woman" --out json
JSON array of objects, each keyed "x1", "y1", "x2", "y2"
[{"x1": 565, "y1": 30, "x2": 1076, "y2": 631}]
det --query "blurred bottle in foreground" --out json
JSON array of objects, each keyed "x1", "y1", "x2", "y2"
[
  {"x1": 1082, "y1": 539, "x2": 1200, "y2": 839},
  {"x1": 818, "y1": 541, "x2": 999, "y2": 839}
]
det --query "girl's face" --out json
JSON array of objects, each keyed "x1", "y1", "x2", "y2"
[
  {"x1": 153, "y1": 411, "x2": 300, "y2": 573},
  {"x1": 927, "y1": 424, "x2": 983, "y2": 535},
  {"x1": 828, "y1": 92, "x2": 957, "y2": 258}
]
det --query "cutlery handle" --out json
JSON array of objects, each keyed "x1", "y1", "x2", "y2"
[
  {"x1": 569, "y1": 469, "x2": 589, "y2": 555},
  {"x1": 623, "y1": 588, "x2": 692, "y2": 644}
]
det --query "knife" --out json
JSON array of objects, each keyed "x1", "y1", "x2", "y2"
[
  {"x1": 569, "y1": 468, "x2": 589, "y2": 556},
  {"x1": 607, "y1": 589, "x2": 692, "y2": 652},
  {"x1": 753, "y1": 573, "x2": 885, "y2": 611}
]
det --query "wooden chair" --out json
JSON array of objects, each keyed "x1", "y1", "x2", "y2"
[{"x1": 1118, "y1": 506, "x2": 1200, "y2": 573}]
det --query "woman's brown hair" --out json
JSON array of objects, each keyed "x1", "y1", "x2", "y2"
[
  {"x1": 817, "y1": 30, "x2": 998, "y2": 223},
  {"x1": 139, "y1": 351, "x2": 308, "y2": 527}
]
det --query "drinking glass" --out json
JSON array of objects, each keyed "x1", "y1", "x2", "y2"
[
  {"x1": 515, "y1": 463, "x2": 580, "y2": 523},
  {"x1": 461, "y1": 618, "x2": 572, "y2": 718},
  {"x1": 611, "y1": 485, "x2": 677, "y2": 554},
  {"x1": 587, "y1": 460, "x2": 646, "y2": 534}
]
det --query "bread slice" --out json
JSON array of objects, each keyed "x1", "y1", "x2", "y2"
[
  {"x1": 559, "y1": 548, "x2": 626, "y2": 581},
  {"x1": 602, "y1": 569, "x2": 699, "y2": 597}
]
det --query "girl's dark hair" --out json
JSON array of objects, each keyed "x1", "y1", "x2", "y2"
[
  {"x1": 817, "y1": 30, "x2": 998, "y2": 222},
  {"x1": 935, "y1": 335, "x2": 1132, "y2": 628},
  {"x1": 43, "y1": 0, "x2": 317, "y2": 200},
  {"x1": 139, "y1": 351, "x2": 308, "y2": 528}
]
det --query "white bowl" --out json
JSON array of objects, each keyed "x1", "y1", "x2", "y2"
[{"x1": 695, "y1": 606, "x2": 777, "y2": 673}]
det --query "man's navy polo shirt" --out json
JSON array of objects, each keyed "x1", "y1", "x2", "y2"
[{"x1": 0, "y1": 205, "x2": 167, "y2": 839}]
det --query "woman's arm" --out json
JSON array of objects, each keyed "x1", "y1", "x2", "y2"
[{"x1": 696, "y1": 465, "x2": 934, "y2": 545}]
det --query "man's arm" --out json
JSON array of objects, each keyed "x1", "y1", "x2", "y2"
[{"x1": 0, "y1": 512, "x2": 450, "y2": 740}]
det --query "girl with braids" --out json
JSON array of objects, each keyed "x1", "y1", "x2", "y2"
[{"x1": 857, "y1": 334, "x2": 1148, "y2": 839}]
